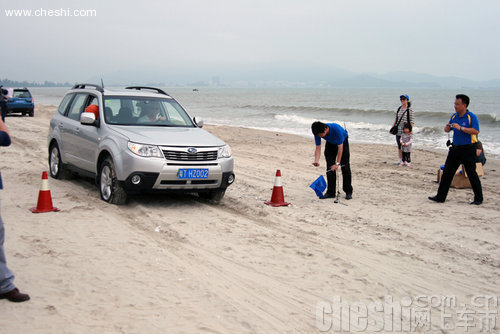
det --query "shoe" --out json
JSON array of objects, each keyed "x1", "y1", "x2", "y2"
[
  {"x1": 399, "y1": 162, "x2": 406, "y2": 166},
  {"x1": 345, "y1": 193, "x2": 352, "y2": 200},
  {"x1": 470, "y1": 200, "x2": 482, "y2": 205},
  {"x1": 395, "y1": 159, "x2": 403, "y2": 165},
  {"x1": 428, "y1": 196, "x2": 445, "y2": 203},
  {"x1": 321, "y1": 193, "x2": 335, "y2": 199},
  {"x1": 0, "y1": 288, "x2": 30, "y2": 303}
]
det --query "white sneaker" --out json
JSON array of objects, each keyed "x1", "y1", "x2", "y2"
[
  {"x1": 395, "y1": 159, "x2": 403, "y2": 165},
  {"x1": 399, "y1": 161, "x2": 406, "y2": 166}
]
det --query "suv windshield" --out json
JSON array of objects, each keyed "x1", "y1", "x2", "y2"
[
  {"x1": 13, "y1": 90, "x2": 31, "y2": 98},
  {"x1": 104, "y1": 96, "x2": 195, "y2": 127}
]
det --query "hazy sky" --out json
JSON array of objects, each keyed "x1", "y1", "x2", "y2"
[{"x1": 2, "y1": 0, "x2": 500, "y2": 83}]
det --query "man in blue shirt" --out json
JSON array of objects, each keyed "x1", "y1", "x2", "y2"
[
  {"x1": 312, "y1": 121, "x2": 353, "y2": 200},
  {"x1": 0, "y1": 118, "x2": 30, "y2": 302},
  {"x1": 429, "y1": 94, "x2": 483, "y2": 205}
]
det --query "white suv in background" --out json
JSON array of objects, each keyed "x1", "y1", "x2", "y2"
[{"x1": 47, "y1": 84, "x2": 235, "y2": 204}]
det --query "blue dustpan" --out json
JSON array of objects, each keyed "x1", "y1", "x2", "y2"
[{"x1": 310, "y1": 175, "x2": 326, "y2": 199}]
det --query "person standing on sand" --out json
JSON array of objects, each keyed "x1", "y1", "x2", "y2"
[
  {"x1": 390, "y1": 94, "x2": 414, "y2": 164},
  {"x1": 0, "y1": 86, "x2": 12, "y2": 122},
  {"x1": 399, "y1": 122, "x2": 413, "y2": 168},
  {"x1": 0, "y1": 118, "x2": 30, "y2": 302},
  {"x1": 311, "y1": 121, "x2": 353, "y2": 200},
  {"x1": 429, "y1": 94, "x2": 483, "y2": 205}
]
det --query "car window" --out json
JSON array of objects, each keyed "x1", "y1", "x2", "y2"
[
  {"x1": 13, "y1": 90, "x2": 31, "y2": 98},
  {"x1": 58, "y1": 94, "x2": 73, "y2": 115},
  {"x1": 103, "y1": 98, "x2": 121, "y2": 122},
  {"x1": 67, "y1": 94, "x2": 88, "y2": 121},
  {"x1": 164, "y1": 102, "x2": 192, "y2": 125},
  {"x1": 104, "y1": 96, "x2": 195, "y2": 127},
  {"x1": 88, "y1": 95, "x2": 99, "y2": 107}
]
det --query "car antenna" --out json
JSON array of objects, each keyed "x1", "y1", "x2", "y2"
[{"x1": 101, "y1": 78, "x2": 104, "y2": 88}]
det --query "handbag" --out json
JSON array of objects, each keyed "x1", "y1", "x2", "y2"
[{"x1": 390, "y1": 107, "x2": 409, "y2": 135}]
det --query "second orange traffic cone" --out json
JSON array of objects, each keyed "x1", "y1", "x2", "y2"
[
  {"x1": 30, "y1": 171, "x2": 60, "y2": 213},
  {"x1": 264, "y1": 170, "x2": 290, "y2": 207}
]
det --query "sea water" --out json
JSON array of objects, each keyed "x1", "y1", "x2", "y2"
[{"x1": 29, "y1": 86, "x2": 500, "y2": 158}]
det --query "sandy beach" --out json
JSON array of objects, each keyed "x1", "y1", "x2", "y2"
[{"x1": 0, "y1": 105, "x2": 499, "y2": 333}]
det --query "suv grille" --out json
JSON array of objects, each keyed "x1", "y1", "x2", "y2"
[{"x1": 163, "y1": 150, "x2": 217, "y2": 161}]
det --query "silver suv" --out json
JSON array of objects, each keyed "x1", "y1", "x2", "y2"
[{"x1": 48, "y1": 84, "x2": 234, "y2": 204}]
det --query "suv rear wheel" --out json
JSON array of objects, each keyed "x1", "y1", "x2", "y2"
[
  {"x1": 99, "y1": 157, "x2": 127, "y2": 205},
  {"x1": 49, "y1": 143, "x2": 71, "y2": 179}
]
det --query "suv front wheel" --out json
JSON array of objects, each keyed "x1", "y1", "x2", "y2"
[
  {"x1": 99, "y1": 157, "x2": 127, "y2": 205},
  {"x1": 199, "y1": 189, "x2": 226, "y2": 202}
]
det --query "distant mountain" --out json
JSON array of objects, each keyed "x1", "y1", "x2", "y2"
[
  {"x1": 92, "y1": 66, "x2": 500, "y2": 89},
  {"x1": 5, "y1": 66, "x2": 500, "y2": 89},
  {"x1": 370, "y1": 71, "x2": 500, "y2": 89},
  {"x1": 0, "y1": 78, "x2": 72, "y2": 87}
]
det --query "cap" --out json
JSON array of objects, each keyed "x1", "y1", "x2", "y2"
[
  {"x1": 400, "y1": 94, "x2": 410, "y2": 100},
  {"x1": 85, "y1": 104, "x2": 99, "y2": 118}
]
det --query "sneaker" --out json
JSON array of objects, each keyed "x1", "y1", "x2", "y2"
[
  {"x1": 399, "y1": 161, "x2": 406, "y2": 166},
  {"x1": 395, "y1": 159, "x2": 403, "y2": 165},
  {"x1": 407, "y1": 163, "x2": 413, "y2": 169}
]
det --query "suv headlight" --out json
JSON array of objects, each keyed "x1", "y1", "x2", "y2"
[
  {"x1": 128, "y1": 142, "x2": 163, "y2": 158},
  {"x1": 218, "y1": 144, "x2": 232, "y2": 158}
]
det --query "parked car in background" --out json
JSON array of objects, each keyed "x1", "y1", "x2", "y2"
[
  {"x1": 6, "y1": 88, "x2": 34, "y2": 116},
  {"x1": 47, "y1": 83, "x2": 235, "y2": 204}
]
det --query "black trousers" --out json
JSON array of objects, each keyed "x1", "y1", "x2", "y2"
[
  {"x1": 402, "y1": 152, "x2": 411, "y2": 163},
  {"x1": 324, "y1": 138, "x2": 353, "y2": 195},
  {"x1": 0, "y1": 101, "x2": 6, "y2": 122},
  {"x1": 437, "y1": 144, "x2": 483, "y2": 202}
]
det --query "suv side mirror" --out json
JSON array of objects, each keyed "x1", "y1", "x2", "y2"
[
  {"x1": 80, "y1": 112, "x2": 97, "y2": 125},
  {"x1": 193, "y1": 116, "x2": 204, "y2": 128}
]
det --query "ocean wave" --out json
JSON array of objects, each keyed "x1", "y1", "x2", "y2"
[
  {"x1": 240, "y1": 104, "x2": 395, "y2": 116},
  {"x1": 239, "y1": 104, "x2": 500, "y2": 124},
  {"x1": 274, "y1": 114, "x2": 390, "y2": 132},
  {"x1": 479, "y1": 113, "x2": 500, "y2": 124},
  {"x1": 274, "y1": 114, "x2": 316, "y2": 125},
  {"x1": 419, "y1": 111, "x2": 500, "y2": 124},
  {"x1": 414, "y1": 126, "x2": 443, "y2": 135}
]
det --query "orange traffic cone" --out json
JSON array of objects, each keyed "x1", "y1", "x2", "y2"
[
  {"x1": 264, "y1": 170, "x2": 290, "y2": 207},
  {"x1": 30, "y1": 171, "x2": 60, "y2": 213}
]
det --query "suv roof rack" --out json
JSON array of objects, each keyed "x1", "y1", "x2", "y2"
[
  {"x1": 72, "y1": 83, "x2": 104, "y2": 92},
  {"x1": 125, "y1": 86, "x2": 169, "y2": 96}
]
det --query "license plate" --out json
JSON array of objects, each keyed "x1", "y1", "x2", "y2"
[{"x1": 178, "y1": 168, "x2": 209, "y2": 179}]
